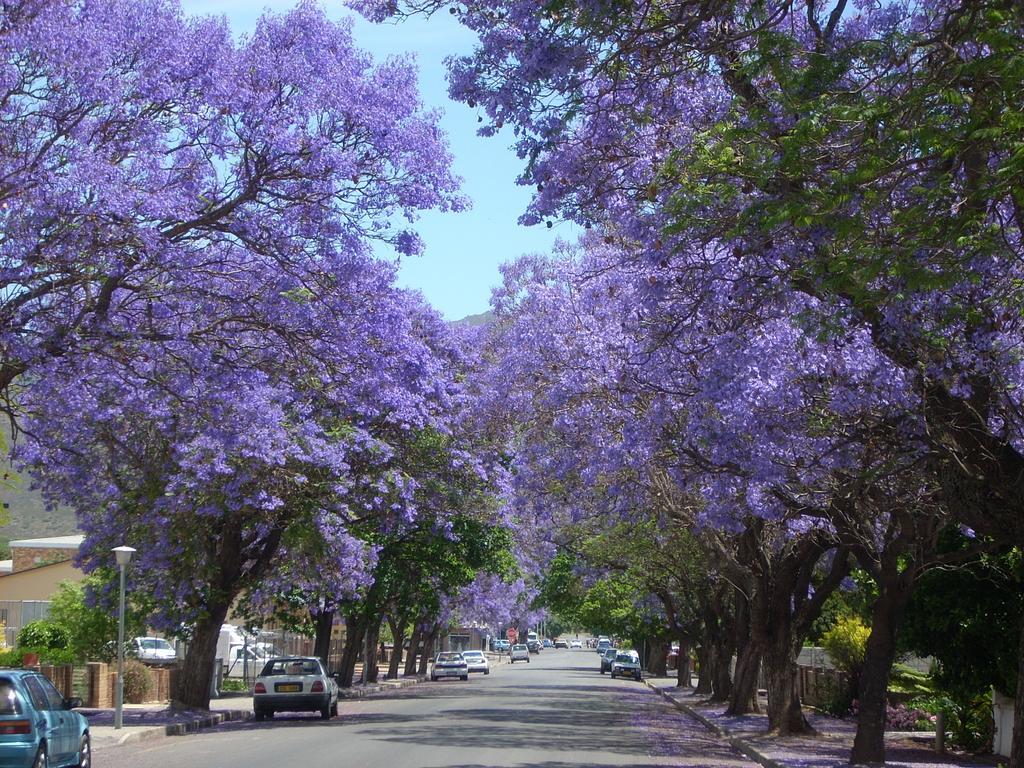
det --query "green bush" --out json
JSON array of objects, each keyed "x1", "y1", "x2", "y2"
[
  {"x1": 0, "y1": 648, "x2": 22, "y2": 667},
  {"x1": 16, "y1": 620, "x2": 71, "y2": 651},
  {"x1": 122, "y1": 659, "x2": 154, "y2": 703},
  {"x1": 818, "y1": 674, "x2": 854, "y2": 717},
  {"x1": 821, "y1": 615, "x2": 870, "y2": 675}
]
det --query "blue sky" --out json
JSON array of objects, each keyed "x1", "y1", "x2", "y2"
[{"x1": 179, "y1": 0, "x2": 576, "y2": 320}]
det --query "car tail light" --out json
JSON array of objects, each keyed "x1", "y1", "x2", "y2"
[
  {"x1": 311, "y1": 681, "x2": 324, "y2": 693},
  {"x1": 254, "y1": 682, "x2": 266, "y2": 694},
  {"x1": 0, "y1": 720, "x2": 31, "y2": 735}
]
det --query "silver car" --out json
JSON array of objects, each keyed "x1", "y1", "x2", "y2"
[
  {"x1": 431, "y1": 652, "x2": 469, "y2": 681},
  {"x1": 252, "y1": 657, "x2": 338, "y2": 720},
  {"x1": 460, "y1": 650, "x2": 490, "y2": 675},
  {"x1": 610, "y1": 651, "x2": 643, "y2": 681}
]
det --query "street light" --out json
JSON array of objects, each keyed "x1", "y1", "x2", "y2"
[{"x1": 112, "y1": 545, "x2": 136, "y2": 730}]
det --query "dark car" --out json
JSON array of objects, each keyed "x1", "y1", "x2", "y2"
[
  {"x1": 0, "y1": 668, "x2": 90, "y2": 768},
  {"x1": 599, "y1": 647, "x2": 618, "y2": 674},
  {"x1": 526, "y1": 640, "x2": 541, "y2": 654}
]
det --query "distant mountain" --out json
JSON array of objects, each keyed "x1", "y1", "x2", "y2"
[
  {"x1": 1, "y1": 425, "x2": 79, "y2": 544},
  {"x1": 453, "y1": 311, "x2": 494, "y2": 328}
]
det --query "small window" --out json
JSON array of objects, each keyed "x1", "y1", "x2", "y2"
[
  {"x1": 23, "y1": 676, "x2": 51, "y2": 711},
  {"x1": 0, "y1": 679, "x2": 21, "y2": 715},
  {"x1": 37, "y1": 676, "x2": 66, "y2": 710}
]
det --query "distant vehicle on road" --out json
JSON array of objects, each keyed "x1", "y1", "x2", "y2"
[
  {"x1": 599, "y1": 647, "x2": 619, "y2": 674},
  {"x1": 543, "y1": 638, "x2": 554, "y2": 648},
  {"x1": 431, "y1": 652, "x2": 469, "y2": 682},
  {"x1": 461, "y1": 650, "x2": 490, "y2": 675},
  {"x1": 553, "y1": 639, "x2": 569, "y2": 649},
  {"x1": 252, "y1": 656, "x2": 338, "y2": 721},
  {"x1": 0, "y1": 669, "x2": 89, "y2": 768},
  {"x1": 570, "y1": 640, "x2": 582, "y2": 649},
  {"x1": 131, "y1": 636, "x2": 177, "y2": 665},
  {"x1": 492, "y1": 639, "x2": 510, "y2": 653},
  {"x1": 596, "y1": 638, "x2": 612, "y2": 655},
  {"x1": 526, "y1": 639, "x2": 541, "y2": 654},
  {"x1": 509, "y1": 644, "x2": 530, "y2": 663},
  {"x1": 610, "y1": 651, "x2": 643, "y2": 681}
]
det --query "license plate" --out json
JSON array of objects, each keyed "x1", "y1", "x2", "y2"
[{"x1": 276, "y1": 683, "x2": 301, "y2": 692}]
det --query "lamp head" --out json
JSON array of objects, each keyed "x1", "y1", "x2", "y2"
[{"x1": 112, "y1": 545, "x2": 137, "y2": 567}]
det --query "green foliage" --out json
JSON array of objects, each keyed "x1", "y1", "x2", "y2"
[
  {"x1": 901, "y1": 535, "x2": 1022, "y2": 700},
  {"x1": 911, "y1": 693, "x2": 993, "y2": 752},
  {"x1": 817, "y1": 674, "x2": 854, "y2": 717},
  {"x1": 121, "y1": 659, "x2": 154, "y2": 703},
  {"x1": 219, "y1": 677, "x2": 249, "y2": 693},
  {"x1": 17, "y1": 620, "x2": 70, "y2": 651},
  {"x1": 820, "y1": 615, "x2": 870, "y2": 676},
  {"x1": 47, "y1": 575, "x2": 147, "y2": 662},
  {"x1": 888, "y1": 664, "x2": 935, "y2": 697},
  {"x1": 533, "y1": 551, "x2": 585, "y2": 622}
]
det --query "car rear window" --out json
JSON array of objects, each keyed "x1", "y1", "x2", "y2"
[
  {"x1": 436, "y1": 653, "x2": 462, "y2": 662},
  {"x1": 0, "y1": 679, "x2": 21, "y2": 715},
  {"x1": 261, "y1": 659, "x2": 321, "y2": 676}
]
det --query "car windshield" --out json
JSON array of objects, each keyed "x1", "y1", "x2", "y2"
[
  {"x1": 140, "y1": 638, "x2": 172, "y2": 651},
  {"x1": 261, "y1": 658, "x2": 321, "y2": 676},
  {"x1": 462, "y1": 651, "x2": 483, "y2": 658},
  {"x1": 615, "y1": 653, "x2": 635, "y2": 663},
  {"x1": 512, "y1": 644, "x2": 527, "y2": 650},
  {"x1": 0, "y1": 679, "x2": 21, "y2": 715},
  {"x1": 436, "y1": 653, "x2": 463, "y2": 662},
  {"x1": 605, "y1": 649, "x2": 618, "y2": 657}
]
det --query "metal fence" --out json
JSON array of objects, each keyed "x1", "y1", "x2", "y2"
[{"x1": 0, "y1": 600, "x2": 52, "y2": 648}]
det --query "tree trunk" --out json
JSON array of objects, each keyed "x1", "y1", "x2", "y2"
[
  {"x1": 1012, "y1": 618, "x2": 1024, "y2": 768},
  {"x1": 363, "y1": 619, "x2": 381, "y2": 684},
  {"x1": 647, "y1": 640, "x2": 669, "y2": 677},
  {"x1": 727, "y1": 641, "x2": 761, "y2": 714},
  {"x1": 172, "y1": 601, "x2": 230, "y2": 711},
  {"x1": 676, "y1": 640, "x2": 690, "y2": 688},
  {"x1": 405, "y1": 626, "x2": 422, "y2": 676},
  {"x1": 850, "y1": 573, "x2": 914, "y2": 765},
  {"x1": 763, "y1": 640, "x2": 810, "y2": 735},
  {"x1": 312, "y1": 608, "x2": 334, "y2": 673},
  {"x1": 386, "y1": 616, "x2": 404, "y2": 680},
  {"x1": 695, "y1": 646, "x2": 713, "y2": 695},
  {"x1": 417, "y1": 627, "x2": 438, "y2": 676},
  {"x1": 337, "y1": 613, "x2": 364, "y2": 688}
]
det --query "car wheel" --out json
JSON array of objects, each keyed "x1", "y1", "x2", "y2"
[
  {"x1": 320, "y1": 703, "x2": 332, "y2": 720},
  {"x1": 431, "y1": 675, "x2": 438, "y2": 681},
  {"x1": 611, "y1": 672, "x2": 616, "y2": 679},
  {"x1": 75, "y1": 733, "x2": 91, "y2": 768},
  {"x1": 254, "y1": 708, "x2": 265, "y2": 722},
  {"x1": 266, "y1": 710, "x2": 274, "y2": 720},
  {"x1": 460, "y1": 675, "x2": 468, "y2": 681},
  {"x1": 635, "y1": 674, "x2": 642, "y2": 681},
  {"x1": 526, "y1": 658, "x2": 530, "y2": 663},
  {"x1": 33, "y1": 745, "x2": 47, "y2": 768},
  {"x1": 484, "y1": 669, "x2": 489, "y2": 675},
  {"x1": 330, "y1": 701, "x2": 338, "y2": 717},
  {"x1": 509, "y1": 659, "x2": 513, "y2": 664}
]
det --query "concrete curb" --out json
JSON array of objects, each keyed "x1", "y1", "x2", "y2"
[
  {"x1": 644, "y1": 681, "x2": 785, "y2": 768},
  {"x1": 102, "y1": 708, "x2": 253, "y2": 747}
]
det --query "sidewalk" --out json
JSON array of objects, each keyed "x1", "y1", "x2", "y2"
[
  {"x1": 87, "y1": 672, "x2": 427, "y2": 750},
  {"x1": 645, "y1": 679, "x2": 1000, "y2": 768}
]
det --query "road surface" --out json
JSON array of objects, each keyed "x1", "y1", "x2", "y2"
[{"x1": 98, "y1": 648, "x2": 759, "y2": 768}]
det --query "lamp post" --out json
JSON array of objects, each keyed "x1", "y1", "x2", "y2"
[{"x1": 112, "y1": 546, "x2": 136, "y2": 730}]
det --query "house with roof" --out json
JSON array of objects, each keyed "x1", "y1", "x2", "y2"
[{"x1": 0, "y1": 535, "x2": 84, "y2": 646}]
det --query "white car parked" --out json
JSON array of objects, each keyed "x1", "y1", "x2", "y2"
[
  {"x1": 253, "y1": 656, "x2": 338, "y2": 721},
  {"x1": 132, "y1": 636, "x2": 177, "y2": 664},
  {"x1": 431, "y1": 652, "x2": 469, "y2": 681},
  {"x1": 461, "y1": 650, "x2": 490, "y2": 675},
  {"x1": 509, "y1": 643, "x2": 530, "y2": 663}
]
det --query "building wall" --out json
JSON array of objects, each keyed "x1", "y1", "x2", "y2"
[{"x1": 0, "y1": 560, "x2": 81, "y2": 602}]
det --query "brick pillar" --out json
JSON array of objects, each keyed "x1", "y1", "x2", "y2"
[{"x1": 86, "y1": 663, "x2": 110, "y2": 708}]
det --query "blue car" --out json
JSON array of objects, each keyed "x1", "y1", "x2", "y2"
[{"x1": 0, "y1": 669, "x2": 89, "y2": 768}]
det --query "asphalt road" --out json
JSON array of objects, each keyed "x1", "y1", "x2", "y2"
[{"x1": 98, "y1": 649, "x2": 760, "y2": 768}]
